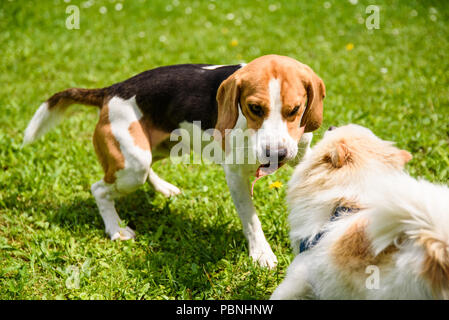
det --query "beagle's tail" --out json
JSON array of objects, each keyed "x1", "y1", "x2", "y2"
[
  {"x1": 23, "y1": 88, "x2": 106, "y2": 145},
  {"x1": 366, "y1": 174, "x2": 449, "y2": 299}
]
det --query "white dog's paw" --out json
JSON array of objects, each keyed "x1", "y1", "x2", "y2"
[
  {"x1": 154, "y1": 180, "x2": 181, "y2": 197},
  {"x1": 250, "y1": 250, "x2": 278, "y2": 269},
  {"x1": 108, "y1": 226, "x2": 136, "y2": 241},
  {"x1": 269, "y1": 289, "x2": 282, "y2": 300}
]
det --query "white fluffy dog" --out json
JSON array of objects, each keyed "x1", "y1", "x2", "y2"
[{"x1": 271, "y1": 124, "x2": 449, "y2": 299}]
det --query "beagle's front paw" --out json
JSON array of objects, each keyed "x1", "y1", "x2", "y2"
[
  {"x1": 108, "y1": 226, "x2": 136, "y2": 241},
  {"x1": 250, "y1": 248, "x2": 278, "y2": 269}
]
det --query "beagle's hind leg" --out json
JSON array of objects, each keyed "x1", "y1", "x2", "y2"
[
  {"x1": 91, "y1": 97, "x2": 152, "y2": 240},
  {"x1": 91, "y1": 161, "x2": 150, "y2": 240},
  {"x1": 91, "y1": 180, "x2": 136, "y2": 240}
]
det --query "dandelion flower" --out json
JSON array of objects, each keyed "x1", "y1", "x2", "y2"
[{"x1": 269, "y1": 181, "x2": 283, "y2": 189}]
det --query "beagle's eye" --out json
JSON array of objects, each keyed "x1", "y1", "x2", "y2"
[
  {"x1": 248, "y1": 104, "x2": 264, "y2": 117},
  {"x1": 288, "y1": 105, "x2": 300, "y2": 117}
]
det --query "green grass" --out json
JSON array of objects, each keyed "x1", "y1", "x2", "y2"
[{"x1": 0, "y1": 0, "x2": 448, "y2": 299}]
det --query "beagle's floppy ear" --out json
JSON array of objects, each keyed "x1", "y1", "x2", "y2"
[
  {"x1": 301, "y1": 71, "x2": 326, "y2": 133},
  {"x1": 215, "y1": 73, "x2": 241, "y2": 140}
]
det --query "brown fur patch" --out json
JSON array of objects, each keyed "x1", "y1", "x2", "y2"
[
  {"x1": 286, "y1": 115, "x2": 306, "y2": 141},
  {"x1": 418, "y1": 234, "x2": 449, "y2": 299},
  {"x1": 332, "y1": 218, "x2": 397, "y2": 273},
  {"x1": 93, "y1": 105, "x2": 125, "y2": 184},
  {"x1": 330, "y1": 140, "x2": 351, "y2": 168},
  {"x1": 128, "y1": 120, "x2": 150, "y2": 150},
  {"x1": 394, "y1": 149, "x2": 413, "y2": 167},
  {"x1": 128, "y1": 116, "x2": 170, "y2": 151}
]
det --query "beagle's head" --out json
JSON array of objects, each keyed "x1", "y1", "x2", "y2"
[{"x1": 216, "y1": 54, "x2": 325, "y2": 176}]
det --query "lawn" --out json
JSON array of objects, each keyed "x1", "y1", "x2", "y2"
[{"x1": 0, "y1": 0, "x2": 448, "y2": 299}]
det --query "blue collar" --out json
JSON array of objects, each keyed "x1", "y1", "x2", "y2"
[{"x1": 298, "y1": 206, "x2": 357, "y2": 254}]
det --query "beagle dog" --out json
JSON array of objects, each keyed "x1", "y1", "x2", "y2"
[{"x1": 23, "y1": 55, "x2": 325, "y2": 268}]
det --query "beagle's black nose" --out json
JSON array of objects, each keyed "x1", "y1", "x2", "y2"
[
  {"x1": 328, "y1": 126, "x2": 337, "y2": 131},
  {"x1": 266, "y1": 148, "x2": 288, "y2": 163},
  {"x1": 277, "y1": 148, "x2": 288, "y2": 162}
]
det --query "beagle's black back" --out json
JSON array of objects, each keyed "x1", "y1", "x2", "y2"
[{"x1": 106, "y1": 64, "x2": 243, "y2": 131}]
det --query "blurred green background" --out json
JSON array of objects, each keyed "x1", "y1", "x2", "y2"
[{"x1": 0, "y1": 0, "x2": 448, "y2": 299}]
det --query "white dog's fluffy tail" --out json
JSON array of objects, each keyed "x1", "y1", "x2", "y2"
[
  {"x1": 23, "y1": 88, "x2": 106, "y2": 145},
  {"x1": 366, "y1": 174, "x2": 449, "y2": 298}
]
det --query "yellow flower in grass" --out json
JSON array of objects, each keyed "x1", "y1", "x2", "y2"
[
  {"x1": 345, "y1": 43, "x2": 354, "y2": 51},
  {"x1": 230, "y1": 39, "x2": 239, "y2": 47},
  {"x1": 269, "y1": 181, "x2": 283, "y2": 189}
]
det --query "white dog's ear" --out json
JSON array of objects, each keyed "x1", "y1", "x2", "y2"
[
  {"x1": 395, "y1": 149, "x2": 412, "y2": 167},
  {"x1": 330, "y1": 141, "x2": 350, "y2": 168}
]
